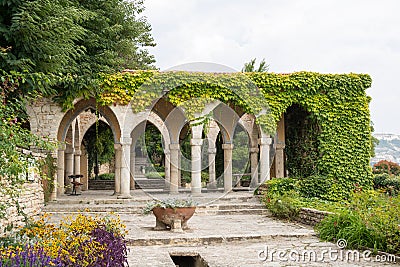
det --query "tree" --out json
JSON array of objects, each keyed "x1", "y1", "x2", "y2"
[
  {"x1": 0, "y1": 0, "x2": 156, "y2": 102},
  {"x1": 373, "y1": 160, "x2": 400, "y2": 176},
  {"x1": 242, "y1": 58, "x2": 269, "y2": 72}
]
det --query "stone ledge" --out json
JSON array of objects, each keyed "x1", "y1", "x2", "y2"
[{"x1": 295, "y1": 207, "x2": 335, "y2": 226}]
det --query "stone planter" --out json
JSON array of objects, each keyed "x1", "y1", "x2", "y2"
[{"x1": 152, "y1": 207, "x2": 196, "y2": 232}]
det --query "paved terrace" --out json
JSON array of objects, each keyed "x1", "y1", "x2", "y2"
[{"x1": 44, "y1": 190, "x2": 399, "y2": 266}]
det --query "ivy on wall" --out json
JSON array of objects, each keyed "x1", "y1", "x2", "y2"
[{"x1": 60, "y1": 71, "x2": 373, "y2": 199}]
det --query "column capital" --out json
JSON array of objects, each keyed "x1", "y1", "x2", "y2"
[
  {"x1": 74, "y1": 150, "x2": 82, "y2": 156},
  {"x1": 259, "y1": 137, "x2": 273, "y2": 145},
  {"x1": 208, "y1": 148, "x2": 217, "y2": 154},
  {"x1": 250, "y1": 147, "x2": 259, "y2": 153},
  {"x1": 58, "y1": 143, "x2": 66, "y2": 151},
  {"x1": 276, "y1": 143, "x2": 285, "y2": 149},
  {"x1": 169, "y1": 143, "x2": 180, "y2": 150},
  {"x1": 222, "y1": 143, "x2": 234, "y2": 150},
  {"x1": 190, "y1": 138, "x2": 203, "y2": 146},
  {"x1": 120, "y1": 137, "x2": 132, "y2": 146}
]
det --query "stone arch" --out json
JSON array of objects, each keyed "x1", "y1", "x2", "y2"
[{"x1": 57, "y1": 98, "x2": 121, "y2": 143}]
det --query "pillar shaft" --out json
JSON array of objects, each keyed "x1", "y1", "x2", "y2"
[
  {"x1": 130, "y1": 147, "x2": 136, "y2": 190},
  {"x1": 56, "y1": 145, "x2": 65, "y2": 196},
  {"x1": 191, "y1": 138, "x2": 203, "y2": 195},
  {"x1": 74, "y1": 150, "x2": 82, "y2": 194},
  {"x1": 259, "y1": 137, "x2": 272, "y2": 182},
  {"x1": 275, "y1": 143, "x2": 285, "y2": 178},
  {"x1": 114, "y1": 144, "x2": 122, "y2": 195},
  {"x1": 250, "y1": 147, "x2": 259, "y2": 187},
  {"x1": 222, "y1": 143, "x2": 234, "y2": 192},
  {"x1": 207, "y1": 148, "x2": 217, "y2": 189},
  {"x1": 64, "y1": 148, "x2": 74, "y2": 194},
  {"x1": 119, "y1": 141, "x2": 132, "y2": 199},
  {"x1": 169, "y1": 144, "x2": 180, "y2": 194},
  {"x1": 164, "y1": 151, "x2": 171, "y2": 191}
]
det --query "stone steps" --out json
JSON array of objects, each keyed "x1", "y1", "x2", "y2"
[
  {"x1": 43, "y1": 202, "x2": 269, "y2": 216},
  {"x1": 126, "y1": 232, "x2": 315, "y2": 246}
]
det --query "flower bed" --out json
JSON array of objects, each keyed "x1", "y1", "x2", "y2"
[{"x1": 0, "y1": 213, "x2": 128, "y2": 267}]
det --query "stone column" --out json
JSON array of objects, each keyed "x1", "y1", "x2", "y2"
[
  {"x1": 130, "y1": 145, "x2": 136, "y2": 190},
  {"x1": 74, "y1": 149, "x2": 82, "y2": 194},
  {"x1": 207, "y1": 148, "x2": 217, "y2": 189},
  {"x1": 222, "y1": 143, "x2": 234, "y2": 192},
  {"x1": 250, "y1": 147, "x2": 259, "y2": 187},
  {"x1": 118, "y1": 139, "x2": 132, "y2": 199},
  {"x1": 190, "y1": 138, "x2": 203, "y2": 195},
  {"x1": 114, "y1": 144, "x2": 122, "y2": 195},
  {"x1": 275, "y1": 143, "x2": 286, "y2": 178},
  {"x1": 81, "y1": 150, "x2": 88, "y2": 191},
  {"x1": 164, "y1": 150, "x2": 171, "y2": 191},
  {"x1": 259, "y1": 137, "x2": 272, "y2": 182},
  {"x1": 56, "y1": 144, "x2": 66, "y2": 196},
  {"x1": 169, "y1": 143, "x2": 180, "y2": 194},
  {"x1": 64, "y1": 147, "x2": 74, "y2": 194}
]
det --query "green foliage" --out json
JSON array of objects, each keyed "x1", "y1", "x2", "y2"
[
  {"x1": 316, "y1": 190, "x2": 400, "y2": 255},
  {"x1": 298, "y1": 175, "x2": 340, "y2": 201},
  {"x1": 242, "y1": 58, "x2": 269, "y2": 72},
  {"x1": 82, "y1": 121, "x2": 115, "y2": 177},
  {"x1": 142, "y1": 198, "x2": 198, "y2": 215},
  {"x1": 97, "y1": 173, "x2": 115, "y2": 180},
  {"x1": 98, "y1": 70, "x2": 372, "y2": 199},
  {"x1": 1, "y1": 0, "x2": 155, "y2": 105},
  {"x1": 0, "y1": 75, "x2": 54, "y2": 218},
  {"x1": 373, "y1": 173, "x2": 400, "y2": 196},
  {"x1": 40, "y1": 153, "x2": 57, "y2": 202},
  {"x1": 145, "y1": 172, "x2": 164, "y2": 179},
  {"x1": 263, "y1": 190, "x2": 302, "y2": 220},
  {"x1": 285, "y1": 104, "x2": 320, "y2": 178}
]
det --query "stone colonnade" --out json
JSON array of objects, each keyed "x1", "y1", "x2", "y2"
[{"x1": 27, "y1": 98, "x2": 286, "y2": 200}]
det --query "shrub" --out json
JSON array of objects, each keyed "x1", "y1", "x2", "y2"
[
  {"x1": 263, "y1": 190, "x2": 302, "y2": 220},
  {"x1": 97, "y1": 173, "x2": 115, "y2": 180},
  {"x1": 298, "y1": 175, "x2": 340, "y2": 201},
  {"x1": 0, "y1": 213, "x2": 128, "y2": 267},
  {"x1": 316, "y1": 190, "x2": 400, "y2": 255},
  {"x1": 263, "y1": 177, "x2": 299, "y2": 197},
  {"x1": 145, "y1": 172, "x2": 164, "y2": 179},
  {"x1": 373, "y1": 174, "x2": 400, "y2": 196}
]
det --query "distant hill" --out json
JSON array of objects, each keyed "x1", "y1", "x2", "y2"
[{"x1": 371, "y1": 133, "x2": 400, "y2": 165}]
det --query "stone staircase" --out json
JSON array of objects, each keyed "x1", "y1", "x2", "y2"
[{"x1": 42, "y1": 194, "x2": 270, "y2": 216}]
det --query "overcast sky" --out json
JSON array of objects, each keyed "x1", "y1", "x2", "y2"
[{"x1": 142, "y1": 0, "x2": 400, "y2": 134}]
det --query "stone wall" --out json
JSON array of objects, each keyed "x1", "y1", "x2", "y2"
[
  {"x1": 0, "y1": 150, "x2": 46, "y2": 233},
  {"x1": 296, "y1": 207, "x2": 334, "y2": 226},
  {"x1": 0, "y1": 181, "x2": 44, "y2": 233}
]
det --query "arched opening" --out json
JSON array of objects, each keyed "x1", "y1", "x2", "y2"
[
  {"x1": 284, "y1": 104, "x2": 320, "y2": 178},
  {"x1": 56, "y1": 98, "x2": 121, "y2": 196},
  {"x1": 134, "y1": 121, "x2": 166, "y2": 189},
  {"x1": 232, "y1": 124, "x2": 251, "y2": 187},
  {"x1": 82, "y1": 120, "x2": 115, "y2": 190}
]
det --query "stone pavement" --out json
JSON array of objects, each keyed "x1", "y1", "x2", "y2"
[{"x1": 44, "y1": 191, "x2": 399, "y2": 266}]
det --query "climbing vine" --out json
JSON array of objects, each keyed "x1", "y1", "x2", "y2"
[{"x1": 95, "y1": 70, "x2": 372, "y2": 200}]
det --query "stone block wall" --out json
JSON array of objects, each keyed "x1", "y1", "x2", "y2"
[
  {"x1": 296, "y1": 207, "x2": 334, "y2": 226},
  {"x1": 0, "y1": 181, "x2": 44, "y2": 233},
  {"x1": 0, "y1": 150, "x2": 46, "y2": 233}
]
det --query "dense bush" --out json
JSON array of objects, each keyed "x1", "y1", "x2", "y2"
[
  {"x1": 373, "y1": 174, "x2": 400, "y2": 195},
  {"x1": 0, "y1": 213, "x2": 128, "y2": 266},
  {"x1": 263, "y1": 190, "x2": 302, "y2": 220},
  {"x1": 97, "y1": 173, "x2": 115, "y2": 180},
  {"x1": 298, "y1": 175, "x2": 339, "y2": 201},
  {"x1": 316, "y1": 190, "x2": 400, "y2": 255},
  {"x1": 145, "y1": 172, "x2": 165, "y2": 179}
]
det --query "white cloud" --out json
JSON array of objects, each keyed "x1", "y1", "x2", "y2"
[{"x1": 142, "y1": 0, "x2": 400, "y2": 133}]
